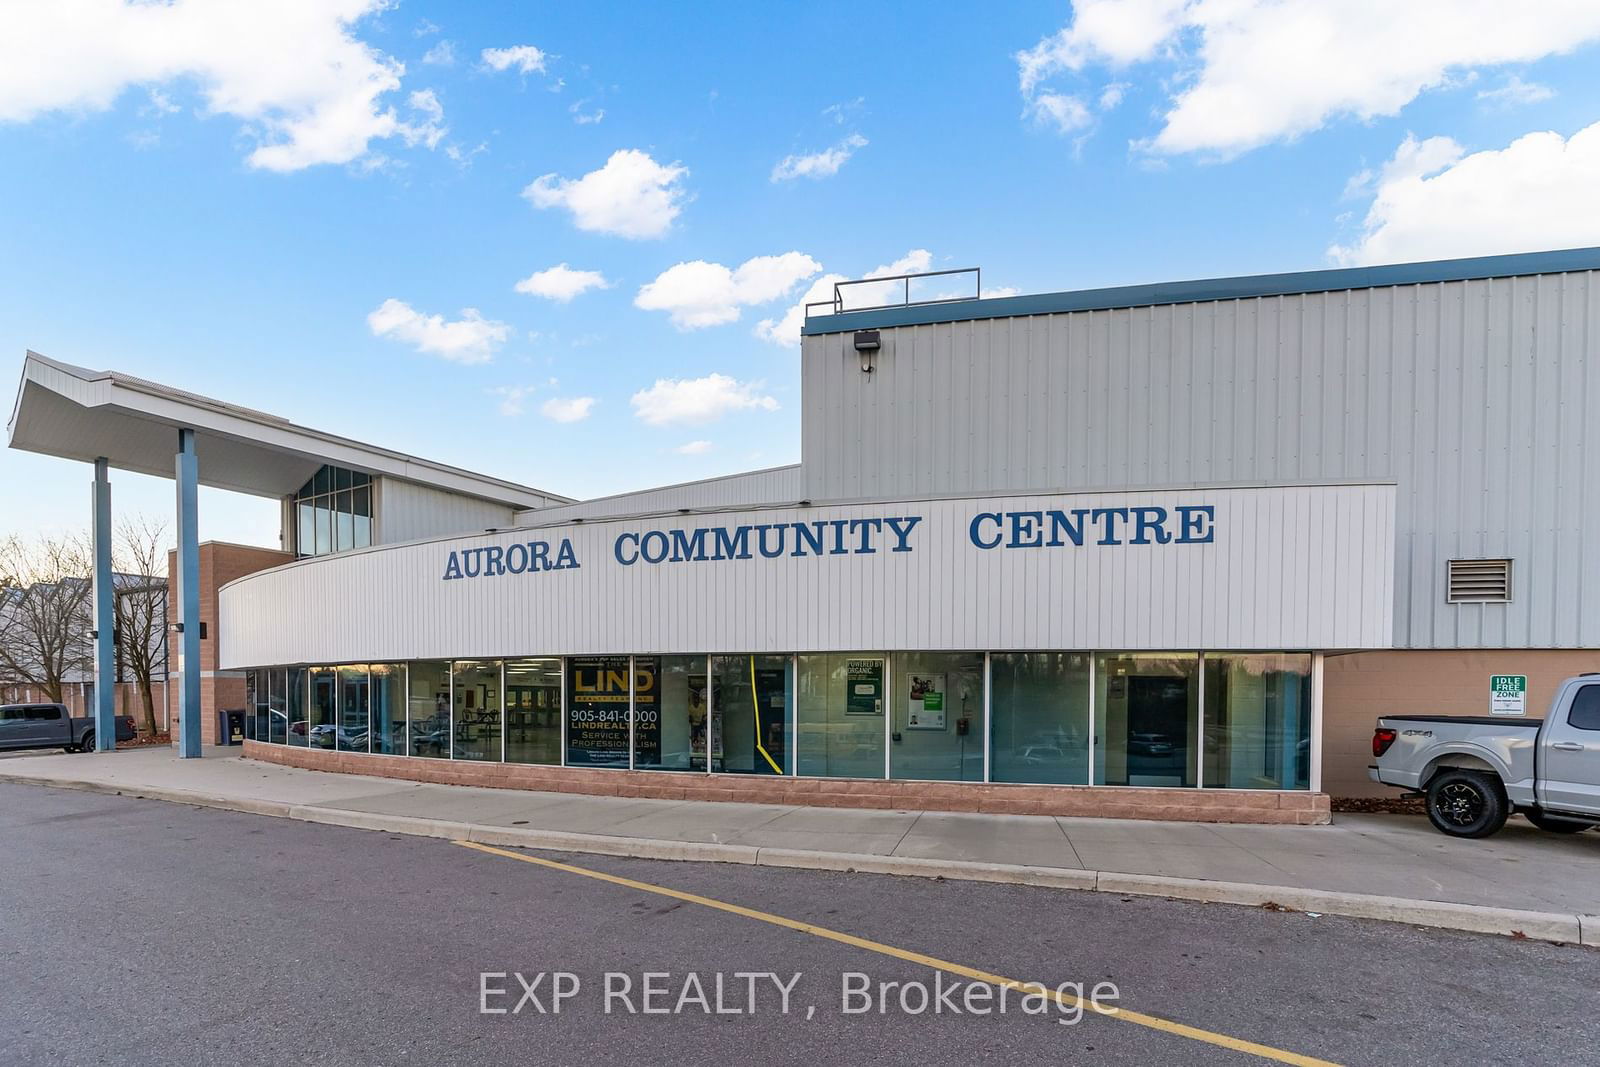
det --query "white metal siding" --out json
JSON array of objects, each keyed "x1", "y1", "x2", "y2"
[
  {"x1": 219, "y1": 482, "x2": 1393, "y2": 668},
  {"x1": 376, "y1": 478, "x2": 519, "y2": 544},
  {"x1": 802, "y1": 273, "x2": 1600, "y2": 649}
]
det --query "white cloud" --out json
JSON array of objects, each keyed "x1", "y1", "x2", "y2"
[
  {"x1": 541, "y1": 396, "x2": 596, "y2": 423},
  {"x1": 630, "y1": 374, "x2": 779, "y2": 427},
  {"x1": 0, "y1": 0, "x2": 447, "y2": 172},
  {"x1": 755, "y1": 249, "x2": 933, "y2": 348},
  {"x1": 400, "y1": 90, "x2": 446, "y2": 149},
  {"x1": 524, "y1": 149, "x2": 689, "y2": 239},
  {"x1": 491, "y1": 385, "x2": 536, "y2": 416},
  {"x1": 1026, "y1": 92, "x2": 1092, "y2": 134},
  {"x1": 570, "y1": 100, "x2": 605, "y2": 124},
  {"x1": 771, "y1": 133, "x2": 868, "y2": 181},
  {"x1": 481, "y1": 45, "x2": 548, "y2": 75},
  {"x1": 1476, "y1": 74, "x2": 1555, "y2": 109},
  {"x1": 1329, "y1": 122, "x2": 1600, "y2": 266},
  {"x1": 422, "y1": 40, "x2": 456, "y2": 67},
  {"x1": 515, "y1": 263, "x2": 611, "y2": 302},
  {"x1": 367, "y1": 298, "x2": 510, "y2": 364},
  {"x1": 1016, "y1": 1, "x2": 1600, "y2": 157},
  {"x1": 675, "y1": 440, "x2": 713, "y2": 455},
  {"x1": 1097, "y1": 82, "x2": 1128, "y2": 110},
  {"x1": 636, "y1": 252, "x2": 820, "y2": 329}
]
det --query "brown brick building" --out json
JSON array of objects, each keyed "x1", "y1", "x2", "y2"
[{"x1": 164, "y1": 542, "x2": 293, "y2": 745}]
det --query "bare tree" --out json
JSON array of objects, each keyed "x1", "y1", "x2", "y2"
[
  {"x1": 0, "y1": 533, "x2": 93, "y2": 703},
  {"x1": 114, "y1": 517, "x2": 171, "y2": 737}
]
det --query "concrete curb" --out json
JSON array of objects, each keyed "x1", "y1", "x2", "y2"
[{"x1": 6, "y1": 770, "x2": 1595, "y2": 947}]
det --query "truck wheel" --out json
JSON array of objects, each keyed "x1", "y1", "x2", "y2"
[
  {"x1": 1524, "y1": 809, "x2": 1591, "y2": 834},
  {"x1": 1426, "y1": 769, "x2": 1508, "y2": 838},
  {"x1": 78, "y1": 729, "x2": 95, "y2": 753}
]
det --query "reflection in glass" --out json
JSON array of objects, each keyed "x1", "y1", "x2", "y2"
[
  {"x1": 634, "y1": 656, "x2": 707, "y2": 771},
  {"x1": 369, "y1": 664, "x2": 405, "y2": 755},
  {"x1": 308, "y1": 667, "x2": 337, "y2": 749},
  {"x1": 336, "y1": 665, "x2": 369, "y2": 752},
  {"x1": 407, "y1": 661, "x2": 451, "y2": 758},
  {"x1": 1203, "y1": 654, "x2": 1312, "y2": 789},
  {"x1": 566, "y1": 656, "x2": 631, "y2": 767},
  {"x1": 245, "y1": 670, "x2": 264, "y2": 742},
  {"x1": 1094, "y1": 653, "x2": 1199, "y2": 787},
  {"x1": 267, "y1": 667, "x2": 288, "y2": 745},
  {"x1": 797, "y1": 653, "x2": 886, "y2": 779},
  {"x1": 286, "y1": 667, "x2": 307, "y2": 746},
  {"x1": 712, "y1": 655, "x2": 791, "y2": 775},
  {"x1": 890, "y1": 653, "x2": 984, "y2": 781},
  {"x1": 452, "y1": 660, "x2": 502, "y2": 761},
  {"x1": 990, "y1": 653, "x2": 1091, "y2": 784},
  {"x1": 505, "y1": 658, "x2": 561, "y2": 765}
]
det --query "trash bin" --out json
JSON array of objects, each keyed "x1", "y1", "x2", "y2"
[{"x1": 219, "y1": 708, "x2": 246, "y2": 746}]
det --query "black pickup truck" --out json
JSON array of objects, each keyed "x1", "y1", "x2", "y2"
[{"x1": 0, "y1": 703, "x2": 136, "y2": 753}]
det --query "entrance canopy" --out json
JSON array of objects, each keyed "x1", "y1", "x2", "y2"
[{"x1": 7, "y1": 351, "x2": 566, "y2": 507}]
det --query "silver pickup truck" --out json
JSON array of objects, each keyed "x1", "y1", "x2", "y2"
[{"x1": 1369, "y1": 675, "x2": 1600, "y2": 838}]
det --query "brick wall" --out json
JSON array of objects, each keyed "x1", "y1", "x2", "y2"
[
  {"x1": 166, "y1": 541, "x2": 294, "y2": 745},
  {"x1": 1323, "y1": 649, "x2": 1600, "y2": 797},
  {"x1": 246, "y1": 742, "x2": 1331, "y2": 825}
]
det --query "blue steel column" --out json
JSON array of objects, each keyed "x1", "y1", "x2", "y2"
[
  {"x1": 91, "y1": 459, "x2": 115, "y2": 751},
  {"x1": 175, "y1": 429, "x2": 202, "y2": 758}
]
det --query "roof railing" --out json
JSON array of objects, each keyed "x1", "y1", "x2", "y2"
[{"x1": 805, "y1": 266, "x2": 981, "y2": 319}]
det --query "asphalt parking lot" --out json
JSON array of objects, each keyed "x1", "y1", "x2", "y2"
[{"x1": 2, "y1": 782, "x2": 1596, "y2": 1067}]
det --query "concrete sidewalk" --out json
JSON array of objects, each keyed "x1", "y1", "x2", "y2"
[{"x1": 4, "y1": 746, "x2": 1598, "y2": 944}]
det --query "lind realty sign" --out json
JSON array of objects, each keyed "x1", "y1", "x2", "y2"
[
  {"x1": 438, "y1": 504, "x2": 1218, "y2": 581},
  {"x1": 1490, "y1": 675, "x2": 1528, "y2": 716}
]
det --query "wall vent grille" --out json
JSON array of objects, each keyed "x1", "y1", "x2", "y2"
[{"x1": 1447, "y1": 558, "x2": 1512, "y2": 603}]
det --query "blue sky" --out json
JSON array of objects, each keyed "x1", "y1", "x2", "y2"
[{"x1": 4, "y1": 1, "x2": 1600, "y2": 550}]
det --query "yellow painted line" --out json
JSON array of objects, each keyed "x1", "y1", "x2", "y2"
[{"x1": 454, "y1": 839, "x2": 1340, "y2": 1067}]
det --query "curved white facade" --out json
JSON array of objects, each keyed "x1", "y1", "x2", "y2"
[{"x1": 219, "y1": 482, "x2": 1393, "y2": 668}]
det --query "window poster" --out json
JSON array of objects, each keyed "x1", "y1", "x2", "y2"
[
  {"x1": 567, "y1": 655, "x2": 634, "y2": 766},
  {"x1": 687, "y1": 674, "x2": 720, "y2": 769},
  {"x1": 845, "y1": 658, "x2": 884, "y2": 716},
  {"x1": 906, "y1": 673, "x2": 947, "y2": 730}
]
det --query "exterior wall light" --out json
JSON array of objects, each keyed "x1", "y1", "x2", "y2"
[{"x1": 853, "y1": 330, "x2": 880, "y2": 373}]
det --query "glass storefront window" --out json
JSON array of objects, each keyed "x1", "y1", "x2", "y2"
[
  {"x1": 797, "y1": 653, "x2": 886, "y2": 779},
  {"x1": 1094, "y1": 653, "x2": 1199, "y2": 787},
  {"x1": 268, "y1": 667, "x2": 288, "y2": 745},
  {"x1": 452, "y1": 660, "x2": 502, "y2": 762},
  {"x1": 245, "y1": 670, "x2": 265, "y2": 742},
  {"x1": 990, "y1": 653, "x2": 1091, "y2": 785},
  {"x1": 308, "y1": 667, "x2": 337, "y2": 750},
  {"x1": 1203, "y1": 654, "x2": 1312, "y2": 790},
  {"x1": 505, "y1": 658, "x2": 562, "y2": 765},
  {"x1": 285, "y1": 667, "x2": 307, "y2": 746},
  {"x1": 711, "y1": 655, "x2": 792, "y2": 775},
  {"x1": 370, "y1": 664, "x2": 405, "y2": 755},
  {"x1": 566, "y1": 656, "x2": 632, "y2": 767},
  {"x1": 250, "y1": 649, "x2": 1318, "y2": 792},
  {"x1": 890, "y1": 652, "x2": 984, "y2": 782},
  {"x1": 336, "y1": 665, "x2": 369, "y2": 752},
  {"x1": 407, "y1": 661, "x2": 450, "y2": 758},
  {"x1": 633, "y1": 656, "x2": 706, "y2": 771}
]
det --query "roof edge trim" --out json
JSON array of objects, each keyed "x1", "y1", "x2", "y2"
[{"x1": 802, "y1": 246, "x2": 1600, "y2": 336}]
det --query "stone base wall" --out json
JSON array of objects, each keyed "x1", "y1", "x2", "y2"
[{"x1": 245, "y1": 741, "x2": 1330, "y2": 825}]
